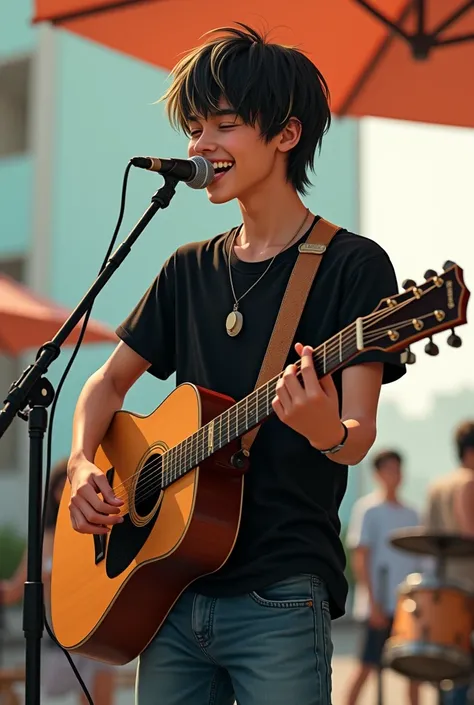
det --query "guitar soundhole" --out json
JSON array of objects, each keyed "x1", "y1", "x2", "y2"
[{"x1": 135, "y1": 453, "x2": 163, "y2": 518}]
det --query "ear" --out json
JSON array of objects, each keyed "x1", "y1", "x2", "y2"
[{"x1": 276, "y1": 117, "x2": 302, "y2": 154}]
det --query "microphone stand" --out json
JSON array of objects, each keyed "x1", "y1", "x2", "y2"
[{"x1": 0, "y1": 175, "x2": 179, "y2": 705}]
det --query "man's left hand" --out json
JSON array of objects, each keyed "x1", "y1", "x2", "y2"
[{"x1": 272, "y1": 343, "x2": 343, "y2": 450}]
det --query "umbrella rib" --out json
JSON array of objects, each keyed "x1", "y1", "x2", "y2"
[
  {"x1": 416, "y1": 0, "x2": 425, "y2": 36},
  {"x1": 339, "y1": 1, "x2": 413, "y2": 115},
  {"x1": 431, "y1": 0, "x2": 474, "y2": 38},
  {"x1": 34, "y1": 0, "x2": 158, "y2": 25},
  {"x1": 354, "y1": 0, "x2": 411, "y2": 42},
  {"x1": 434, "y1": 32, "x2": 474, "y2": 46}
]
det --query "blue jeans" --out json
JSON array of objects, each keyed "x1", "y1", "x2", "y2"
[
  {"x1": 136, "y1": 574, "x2": 333, "y2": 705},
  {"x1": 443, "y1": 684, "x2": 470, "y2": 705}
]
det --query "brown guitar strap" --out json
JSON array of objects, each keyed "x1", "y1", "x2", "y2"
[{"x1": 240, "y1": 217, "x2": 342, "y2": 455}]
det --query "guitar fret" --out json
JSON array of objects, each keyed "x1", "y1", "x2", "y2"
[
  {"x1": 190, "y1": 432, "x2": 195, "y2": 469},
  {"x1": 236, "y1": 402, "x2": 243, "y2": 437},
  {"x1": 232, "y1": 404, "x2": 237, "y2": 437},
  {"x1": 217, "y1": 414, "x2": 222, "y2": 450},
  {"x1": 177, "y1": 444, "x2": 181, "y2": 480},
  {"x1": 163, "y1": 323, "x2": 363, "y2": 487},
  {"x1": 170, "y1": 446, "x2": 175, "y2": 483},
  {"x1": 183, "y1": 437, "x2": 188, "y2": 474}
]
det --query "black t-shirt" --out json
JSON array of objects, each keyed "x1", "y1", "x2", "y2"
[{"x1": 116, "y1": 217, "x2": 405, "y2": 618}]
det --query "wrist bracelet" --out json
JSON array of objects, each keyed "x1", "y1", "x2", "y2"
[{"x1": 319, "y1": 422, "x2": 349, "y2": 456}]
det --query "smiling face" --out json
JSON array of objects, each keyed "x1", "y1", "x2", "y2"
[
  {"x1": 160, "y1": 25, "x2": 331, "y2": 199},
  {"x1": 187, "y1": 99, "x2": 292, "y2": 205}
]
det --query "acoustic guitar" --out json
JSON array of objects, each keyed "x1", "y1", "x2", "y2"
[{"x1": 51, "y1": 262, "x2": 470, "y2": 664}]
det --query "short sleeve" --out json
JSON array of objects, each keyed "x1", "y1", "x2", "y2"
[
  {"x1": 115, "y1": 252, "x2": 176, "y2": 380},
  {"x1": 338, "y1": 251, "x2": 406, "y2": 384},
  {"x1": 347, "y1": 501, "x2": 374, "y2": 550}
]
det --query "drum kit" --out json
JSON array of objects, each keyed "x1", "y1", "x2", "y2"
[{"x1": 382, "y1": 528, "x2": 474, "y2": 702}]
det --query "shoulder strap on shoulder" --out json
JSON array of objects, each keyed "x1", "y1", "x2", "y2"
[{"x1": 241, "y1": 217, "x2": 342, "y2": 454}]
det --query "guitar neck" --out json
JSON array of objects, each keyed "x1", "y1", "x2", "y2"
[{"x1": 161, "y1": 320, "x2": 361, "y2": 486}]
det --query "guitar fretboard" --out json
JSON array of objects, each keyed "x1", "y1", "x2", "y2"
[{"x1": 160, "y1": 322, "x2": 360, "y2": 488}]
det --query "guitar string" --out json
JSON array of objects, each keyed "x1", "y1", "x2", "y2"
[
  {"x1": 113, "y1": 288, "x2": 443, "y2": 510},
  {"x1": 109, "y1": 299, "x2": 394, "y2": 504},
  {"x1": 119, "y1": 307, "x2": 440, "y2": 512},
  {"x1": 111, "y1": 283, "x2": 441, "y2": 506},
  {"x1": 108, "y1": 313, "x2": 372, "y2": 499}
]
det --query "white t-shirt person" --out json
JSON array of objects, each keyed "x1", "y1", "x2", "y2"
[{"x1": 347, "y1": 492, "x2": 420, "y2": 620}]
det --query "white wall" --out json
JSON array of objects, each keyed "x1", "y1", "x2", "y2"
[
  {"x1": 360, "y1": 118, "x2": 474, "y2": 419},
  {"x1": 359, "y1": 118, "x2": 474, "y2": 507}
]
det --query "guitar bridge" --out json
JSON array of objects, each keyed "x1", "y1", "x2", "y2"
[{"x1": 93, "y1": 467, "x2": 115, "y2": 565}]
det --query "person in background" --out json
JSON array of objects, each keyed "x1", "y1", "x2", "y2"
[
  {"x1": 0, "y1": 458, "x2": 116, "y2": 705},
  {"x1": 425, "y1": 421, "x2": 474, "y2": 705},
  {"x1": 344, "y1": 449, "x2": 420, "y2": 705}
]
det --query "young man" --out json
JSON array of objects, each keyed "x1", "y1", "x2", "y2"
[
  {"x1": 425, "y1": 421, "x2": 474, "y2": 705},
  {"x1": 345, "y1": 450, "x2": 420, "y2": 705},
  {"x1": 67, "y1": 24, "x2": 405, "y2": 705}
]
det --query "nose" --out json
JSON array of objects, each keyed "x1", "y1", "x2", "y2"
[{"x1": 189, "y1": 129, "x2": 218, "y2": 157}]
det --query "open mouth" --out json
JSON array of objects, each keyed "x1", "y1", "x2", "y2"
[{"x1": 211, "y1": 161, "x2": 235, "y2": 181}]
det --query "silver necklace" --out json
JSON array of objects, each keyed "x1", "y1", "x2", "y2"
[{"x1": 225, "y1": 208, "x2": 310, "y2": 337}]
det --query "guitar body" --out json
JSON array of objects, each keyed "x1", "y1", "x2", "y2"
[
  {"x1": 51, "y1": 383, "x2": 245, "y2": 665},
  {"x1": 50, "y1": 262, "x2": 470, "y2": 666}
]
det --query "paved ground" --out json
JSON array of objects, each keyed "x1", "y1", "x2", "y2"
[{"x1": 1, "y1": 608, "x2": 442, "y2": 704}]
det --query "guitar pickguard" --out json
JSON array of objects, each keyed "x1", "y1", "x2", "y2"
[
  {"x1": 93, "y1": 467, "x2": 115, "y2": 565},
  {"x1": 104, "y1": 452, "x2": 164, "y2": 579},
  {"x1": 105, "y1": 508, "x2": 160, "y2": 579}
]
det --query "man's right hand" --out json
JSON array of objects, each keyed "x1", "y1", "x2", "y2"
[
  {"x1": 368, "y1": 602, "x2": 389, "y2": 629},
  {"x1": 68, "y1": 458, "x2": 124, "y2": 535}
]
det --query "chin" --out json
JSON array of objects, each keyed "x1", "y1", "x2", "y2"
[
  {"x1": 206, "y1": 180, "x2": 241, "y2": 204},
  {"x1": 207, "y1": 190, "x2": 235, "y2": 205}
]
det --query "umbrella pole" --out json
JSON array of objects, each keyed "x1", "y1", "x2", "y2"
[{"x1": 0, "y1": 174, "x2": 180, "y2": 705}]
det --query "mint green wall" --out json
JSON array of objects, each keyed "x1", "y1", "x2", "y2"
[
  {"x1": 48, "y1": 34, "x2": 359, "y2": 522},
  {"x1": 0, "y1": 155, "x2": 33, "y2": 254},
  {"x1": 0, "y1": 0, "x2": 36, "y2": 59},
  {"x1": 0, "y1": 0, "x2": 35, "y2": 258}
]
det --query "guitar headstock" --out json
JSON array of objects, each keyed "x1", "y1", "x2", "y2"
[{"x1": 361, "y1": 261, "x2": 470, "y2": 363}]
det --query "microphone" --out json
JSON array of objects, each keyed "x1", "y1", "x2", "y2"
[{"x1": 130, "y1": 155, "x2": 214, "y2": 190}]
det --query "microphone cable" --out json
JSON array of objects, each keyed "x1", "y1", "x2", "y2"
[{"x1": 40, "y1": 160, "x2": 134, "y2": 705}]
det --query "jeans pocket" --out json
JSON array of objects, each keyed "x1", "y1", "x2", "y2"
[
  {"x1": 249, "y1": 574, "x2": 315, "y2": 608},
  {"x1": 318, "y1": 598, "x2": 333, "y2": 702}
]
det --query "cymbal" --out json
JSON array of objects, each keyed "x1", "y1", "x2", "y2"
[{"x1": 390, "y1": 528, "x2": 474, "y2": 557}]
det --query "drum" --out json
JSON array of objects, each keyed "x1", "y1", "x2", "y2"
[{"x1": 383, "y1": 573, "x2": 474, "y2": 682}]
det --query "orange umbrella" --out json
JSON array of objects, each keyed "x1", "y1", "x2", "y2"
[
  {"x1": 33, "y1": 0, "x2": 474, "y2": 128},
  {"x1": 0, "y1": 274, "x2": 117, "y2": 356}
]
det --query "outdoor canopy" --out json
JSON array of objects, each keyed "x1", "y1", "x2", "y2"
[
  {"x1": 33, "y1": 0, "x2": 474, "y2": 128},
  {"x1": 0, "y1": 274, "x2": 117, "y2": 356}
]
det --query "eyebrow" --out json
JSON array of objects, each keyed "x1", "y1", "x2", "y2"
[{"x1": 187, "y1": 109, "x2": 238, "y2": 122}]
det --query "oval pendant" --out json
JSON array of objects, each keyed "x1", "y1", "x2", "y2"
[{"x1": 226, "y1": 310, "x2": 244, "y2": 337}]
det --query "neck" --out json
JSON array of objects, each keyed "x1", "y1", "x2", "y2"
[
  {"x1": 384, "y1": 490, "x2": 399, "y2": 503},
  {"x1": 237, "y1": 171, "x2": 309, "y2": 254}
]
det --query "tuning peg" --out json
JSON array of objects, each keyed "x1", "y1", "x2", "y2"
[
  {"x1": 443, "y1": 260, "x2": 456, "y2": 271},
  {"x1": 447, "y1": 328, "x2": 462, "y2": 348},
  {"x1": 424, "y1": 337, "x2": 439, "y2": 356},
  {"x1": 401, "y1": 347, "x2": 416, "y2": 364},
  {"x1": 402, "y1": 278, "x2": 416, "y2": 291},
  {"x1": 424, "y1": 269, "x2": 437, "y2": 280}
]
